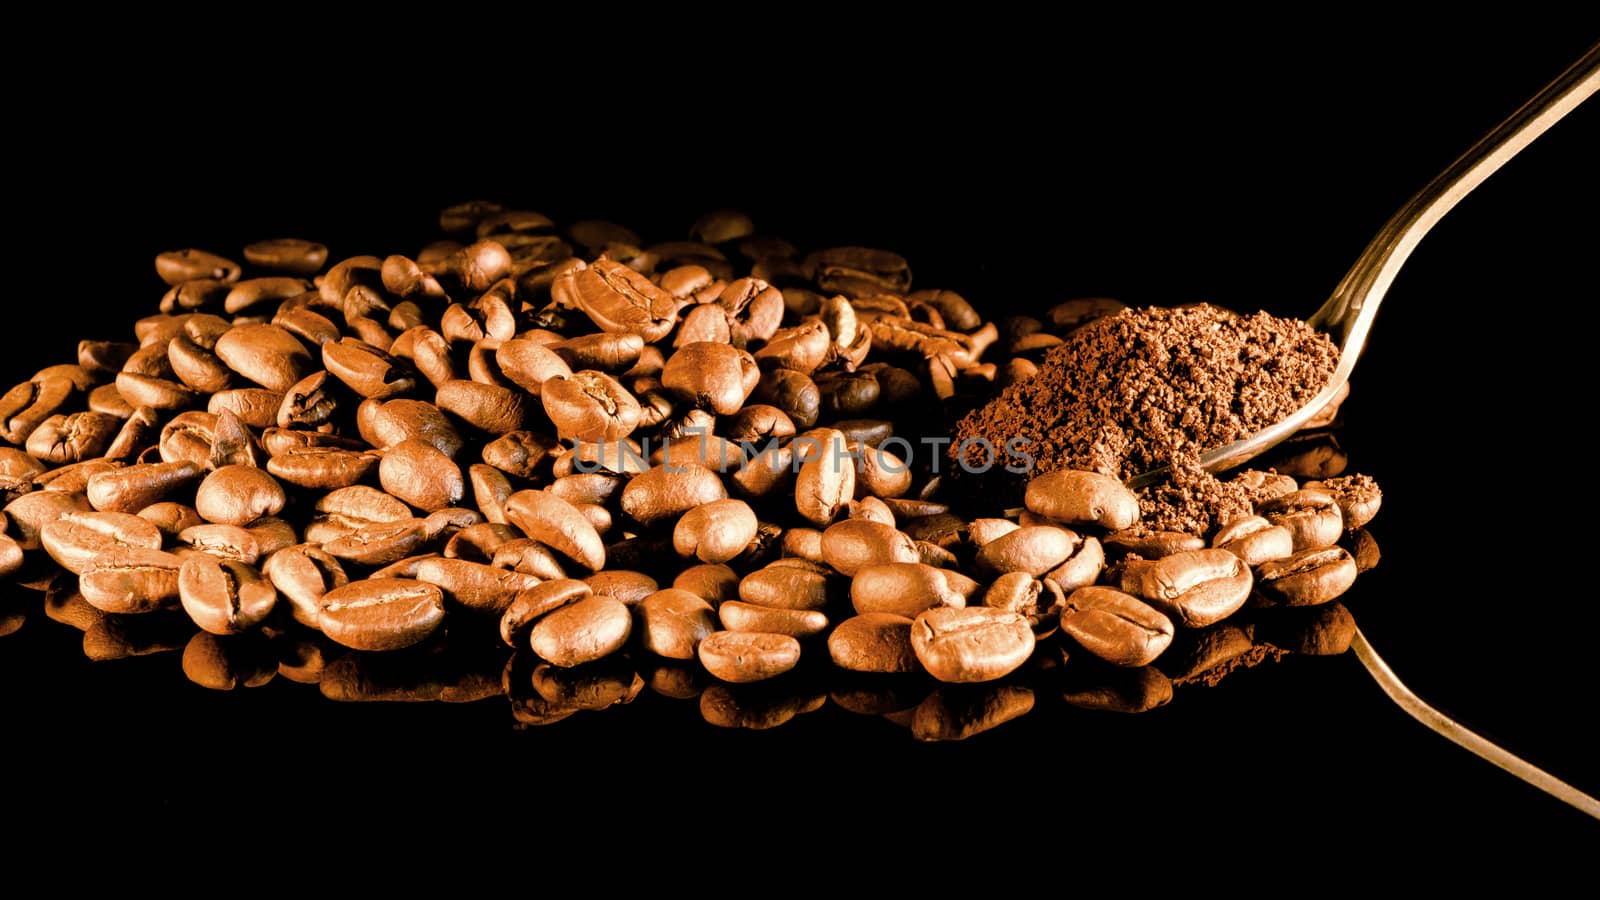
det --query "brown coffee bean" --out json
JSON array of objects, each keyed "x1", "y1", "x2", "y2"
[
  {"x1": 182, "y1": 632, "x2": 277, "y2": 690},
  {"x1": 194, "y1": 464, "x2": 286, "y2": 526},
  {"x1": 177, "y1": 556, "x2": 277, "y2": 635},
  {"x1": 1024, "y1": 470, "x2": 1139, "y2": 530},
  {"x1": 671, "y1": 498, "x2": 758, "y2": 565},
  {"x1": 529, "y1": 659, "x2": 643, "y2": 711},
  {"x1": 791, "y1": 429, "x2": 853, "y2": 528},
  {"x1": 79, "y1": 339, "x2": 138, "y2": 374},
  {"x1": 1121, "y1": 549, "x2": 1253, "y2": 628},
  {"x1": 86, "y1": 461, "x2": 201, "y2": 513},
  {"x1": 697, "y1": 630, "x2": 801, "y2": 683},
  {"x1": 242, "y1": 238, "x2": 328, "y2": 276},
  {"x1": 551, "y1": 332, "x2": 647, "y2": 374},
  {"x1": 318, "y1": 578, "x2": 445, "y2": 651},
  {"x1": 503, "y1": 489, "x2": 606, "y2": 572},
  {"x1": 1161, "y1": 623, "x2": 1266, "y2": 687},
  {"x1": 0, "y1": 534, "x2": 24, "y2": 579},
  {"x1": 156, "y1": 249, "x2": 240, "y2": 285},
  {"x1": 263, "y1": 544, "x2": 349, "y2": 628},
  {"x1": 618, "y1": 462, "x2": 727, "y2": 528},
  {"x1": 828, "y1": 613, "x2": 917, "y2": 673},
  {"x1": 1232, "y1": 469, "x2": 1299, "y2": 503},
  {"x1": 967, "y1": 518, "x2": 1019, "y2": 547},
  {"x1": 1304, "y1": 474, "x2": 1382, "y2": 529},
  {"x1": 273, "y1": 305, "x2": 342, "y2": 349},
  {"x1": 224, "y1": 276, "x2": 311, "y2": 316},
  {"x1": 89, "y1": 383, "x2": 136, "y2": 419},
  {"x1": 661, "y1": 342, "x2": 760, "y2": 416},
  {"x1": 156, "y1": 410, "x2": 215, "y2": 466},
  {"x1": 500, "y1": 578, "x2": 591, "y2": 647},
  {"x1": 442, "y1": 522, "x2": 520, "y2": 562},
  {"x1": 1044, "y1": 535, "x2": 1105, "y2": 592},
  {"x1": 177, "y1": 523, "x2": 263, "y2": 563},
  {"x1": 212, "y1": 324, "x2": 313, "y2": 393},
  {"x1": 414, "y1": 557, "x2": 541, "y2": 618},
  {"x1": 275, "y1": 371, "x2": 338, "y2": 430},
  {"x1": 434, "y1": 379, "x2": 533, "y2": 435},
  {"x1": 489, "y1": 538, "x2": 570, "y2": 581},
  {"x1": 530, "y1": 595, "x2": 632, "y2": 667},
  {"x1": 267, "y1": 448, "x2": 380, "y2": 490},
  {"x1": 1059, "y1": 586, "x2": 1175, "y2": 666},
  {"x1": 1262, "y1": 489, "x2": 1344, "y2": 551},
  {"x1": 321, "y1": 518, "x2": 430, "y2": 567},
  {"x1": 1212, "y1": 515, "x2": 1295, "y2": 566},
  {"x1": 671, "y1": 563, "x2": 739, "y2": 606},
  {"x1": 493, "y1": 338, "x2": 573, "y2": 397},
  {"x1": 24, "y1": 412, "x2": 121, "y2": 464},
  {"x1": 975, "y1": 525, "x2": 1078, "y2": 577},
  {"x1": 738, "y1": 558, "x2": 838, "y2": 611},
  {"x1": 39, "y1": 511, "x2": 164, "y2": 574},
  {"x1": 468, "y1": 464, "x2": 514, "y2": 525},
  {"x1": 699, "y1": 683, "x2": 825, "y2": 730},
  {"x1": 1, "y1": 376, "x2": 77, "y2": 444},
  {"x1": 78, "y1": 547, "x2": 185, "y2": 613},
  {"x1": 540, "y1": 370, "x2": 642, "y2": 442},
  {"x1": 377, "y1": 438, "x2": 463, "y2": 513},
  {"x1": 818, "y1": 518, "x2": 918, "y2": 577},
  {"x1": 1060, "y1": 665, "x2": 1174, "y2": 714},
  {"x1": 556, "y1": 259, "x2": 684, "y2": 342},
  {"x1": 208, "y1": 388, "x2": 286, "y2": 429},
  {"x1": 316, "y1": 338, "x2": 414, "y2": 400},
  {"x1": 116, "y1": 372, "x2": 201, "y2": 411},
  {"x1": 1255, "y1": 547, "x2": 1358, "y2": 606},
  {"x1": 846, "y1": 564, "x2": 974, "y2": 620},
  {"x1": 911, "y1": 684, "x2": 1034, "y2": 742},
  {"x1": 716, "y1": 599, "x2": 827, "y2": 639},
  {"x1": 911, "y1": 606, "x2": 1035, "y2": 683},
  {"x1": 983, "y1": 572, "x2": 1065, "y2": 636},
  {"x1": 1342, "y1": 527, "x2": 1381, "y2": 573},
  {"x1": 1258, "y1": 601, "x2": 1357, "y2": 655},
  {"x1": 1103, "y1": 529, "x2": 1206, "y2": 559},
  {"x1": 136, "y1": 502, "x2": 205, "y2": 540},
  {"x1": 633, "y1": 589, "x2": 719, "y2": 659}
]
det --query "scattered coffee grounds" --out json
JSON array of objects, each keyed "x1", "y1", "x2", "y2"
[{"x1": 954, "y1": 304, "x2": 1338, "y2": 534}]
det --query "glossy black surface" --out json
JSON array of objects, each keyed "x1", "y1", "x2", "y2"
[{"x1": 4, "y1": 24, "x2": 1596, "y2": 857}]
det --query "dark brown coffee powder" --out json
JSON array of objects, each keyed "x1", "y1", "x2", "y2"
[{"x1": 954, "y1": 304, "x2": 1338, "y2": 534}]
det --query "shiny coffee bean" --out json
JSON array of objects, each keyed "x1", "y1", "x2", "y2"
[
  {"x1": 529, "y1": 595, "x2": 632, "y2": 667},
  {"x1": 697, "y1": 630, "x2": 801, "y2": 683},
  {"x1": 911, "y1": 606, "x2": 1035, "y2": 683},
  {"x1": 318, "y1": 578, "x2": 445, "y2": 651},
  {"x1": 1121, "y1": 549, "x2": 1253, "y2": 628},
  {"x1": 178, "y1": 556, "x2": 277, "y2": 635},
  {"x1": 1254, "y1": 547, "x2": 1358, "y2": 606},
  {"x1": 1059, "y1": 586, "x2": 1175, "y2": 667}
]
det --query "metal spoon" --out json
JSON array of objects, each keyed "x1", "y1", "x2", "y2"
[{"x1": 1127, "y1": 43, "x2": 1600, "y2": 490}]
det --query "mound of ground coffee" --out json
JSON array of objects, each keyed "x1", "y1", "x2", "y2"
[{"x1": 953, "y1": 304, "x2": 1338, "y2": 533}]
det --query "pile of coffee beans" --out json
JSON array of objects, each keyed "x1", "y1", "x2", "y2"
[{"x1": 0, "y1": 204, "x2": 1383, "y2": 739}]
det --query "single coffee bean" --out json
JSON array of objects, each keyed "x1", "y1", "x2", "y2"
[
  {"x1": 911, "y1": 684, "x2": 1034, "y2": 742},
  {"x1": 697, "y1": 630, "x2": 801, "y2": 683},
  {"x1": 503, "y1": 489, "x2": 606, "y2": 572},
  {"x1": 318, "y1": 578, "x2": 445, "y2": 652},
  {"x1": 1212, "y1": 515, "x2": 1295, "y2": 566},
  {"x1": 717, "y1": 599, "x2": 828, "y2": 638},
  {"x1": 378, "y1": 438, "x2": 464, "y2": 512},
  {"x1": 442, "y1": 522, "x2": 521, "y2": 562},
  {"x1": 619, "y1": 462, "x2": 727, "y2": 528},
  {"x1": 1059, "y1": 586, "x2": 1175, "y2": 667},
  {"x1": 267, "y1": 448, "x2": 380, "y2": 490},
  {"x1": 415, "y1": 557, "x2": 541, "y2": 618},
  {"x1": 209, "y1": 388, "x2": 286, "y2": 430},
  {"x1": 669, "y1": 498, "x2": 757, "y2": 565},
  {"x1": 557, "y1": 258, "x2": 685, "y2": 343},
  {"x1": 967, "y1": 518, "x2": 1019, "y2": 547},
  {"x1": 24, "y1": 412, "x2": 121, "y2": 464},
  {"x1": 86, "y1": 461, "x2": 202, "y2": 513},
  {"x1": 78, "y1": 547, "x2": 186, "y2": 613},
  {"x1": 1060, "y1": 664, "x2": 1174, "y2": 714},
  {"x1": 1044, "y1": 535, "x2": 1105, "y2": 592},
  {"x1": 1024, "y1": 470, "x2": 1142, "y2": 530},
  {"x1": 275, "y1": 371, "x2": 338, "y2": 430},
  {"x1": 490, "y1": 538, "x2": 570, "y2": 581},
  {"x1": 751, "y1": 368, "x2": 820, "y2": 429},
  {"x1": 738, "y1": 558, "x2": 837, "y2": 611},
  {"x1": 1254, "y1": 547, "x2": 1358, "y2": 606},
  {"x1": 634, "y1": 589, "x2": 719, "y2": 659},
  {"x1": 137, "y1": 502, "x2": 205, "y2": 539},
  {"x1": 262, "y1": 544, "x2": 349, "y2": 629},
  {"x1": 848, "y1": 562, "x2": 967, "y2": 618},
  {"x1": 975, "y1": 525, "x2": 1078, "y2": 577},
  {"x1": 793, "y1": 428, "x2": 854, "y2": 528},
  {"x1": 320, "y1": 518, "x2": 430, "y2": 567},
  {"x1": 828, "y1": 613, "x2": 917, "y2": 673},
  {"x1": 158, "y1": 410, "x2": 216, "y2": 466},
  {"x1": 499, "y1": 579, "x2": 591, "y2": 648},
  {"x1": 1232, "y1": 469, "x2": 1299, "y2": 504},
  {"x1": 1342, "y1": 527, "x2": 1381, "y2": 573},
  {"x1": 176, "y1": 523, "x2": 263, "y2": 563},
  {"x1": 39, "y1": 511, "x2": 164, "y2": 574},
  {"x1": 194, "y1": 464, "x2": 286, "y2": 526},
  {"x1": 1304, "y1": 474, "x2": 1382, "y2": 529},
  {"x1": 178, "y1": 556, "x2": 277, "y2": 635},
  {"x1": 529, "y1": 595, "x2": 632, "y2": 667},
  {"x1": 1261, "y1": 489, "x2": 1344, "y2": 551},
  {"x1": 1257, "y1": 601, "x2": 1357, "y2": 655},
  {"x1": 983, "y1": 572, "x2": 1065, "y2": 636},
  {"x1": 819, "y1": 518, "x2": 918, "y2": 577},
  {"x1": 0, "y1": 376, "x2": 77, "y2": 444},
  {"x1": 662, "y1": 342, "x2": 760, "y2": 416},
  {"x1": 529, "y1": 659, "x2": 643, "y2": 711},
  {"x1": 434, "y1": 379, "x2": 533, "y2": 435},
  {"x1": 243, "y1": 239, "x2": 328, "y2": 276},
  {"x1": 1103, "y1": 529, "x2": 1206, "y2": 559},
  {"x1": 910, "y1": 606, "x2": 1035, "y2": 683},
  {"x1": 6, "y1": 489, "x2": 93, "y2": 550},
  {"x1": 212, "y1": 324, "x2": 313, "y2": 393},
  {"x1": 1121, "y1": 548, "x2": 1253, "y2": 628},
  {"x1": 672, "y1": 563, "x2": 739, "y2": 606}
]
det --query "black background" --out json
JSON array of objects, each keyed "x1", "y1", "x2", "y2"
[{"x1": 3, "y1": 20, "x2": 1598, "y2": 868}]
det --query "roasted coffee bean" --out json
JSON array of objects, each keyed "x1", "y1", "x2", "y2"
[
  {"x1": 468, "y1": 464, "x2": 514, "y2": 525},
  {"x1": 209, "y1": 388, "x2": 286, "y2": 429},
  {"x1": 1232, "y1": 469, "x2": 1299, "y2": 503},
  {"x1": 1212, "y1": 515, "x2": 1295, "y2": 566},
  {"x1": 136, "y1": 502, "x2": 205, "y2": 540},
  {"x1": 975, "y1": 525, "x2": 1078, "y2": 577},
  {"x1": 672, "y1": 563, "x2": 740, "y2": 606},
  {"x1": 78, "y1": 547, "x2": 185, "y2": 613},
  {"x1": 829, "y1": 613, "x2": 917, "y2": 673},
  {"x1": 224, "y1": 277, "x2": 311, "y2": 316},
  {"x1": 243, "y1": 238, "x2": 328, "y2": 276},
  {"x1": 105, "y1": 407, "x2": 158, "y2": 461},
  {"x1": 619, "y1": 462, "x2": 726, "y2": 528},
  {"x1": 24, "y1": 412, "x2": 121, "y2": 463},
  {"x1": 697, "y1": 630, "x2": 801, "y2": 683},
  {"x1": 263, "y1": 544, "x2": 349, "y2": 628},
  {"x1": 633, "y1": 589, "x2": 719, "y2": 659},
  {"x1": 156, "y1": 249, "x2": 241, "y2": 285},
  {"x1": 911, "y1": 684, "x2": 1034, "y2": 742},
  {"x1": 1257, "y1": 601, "x2": 1357, "y2": 655},
  {"x1": 662, "y1": 342, "x2": 760, "y2": 416},
  {"x1": 1121, "y1": 549, "x2": 1252, "y2": 628},
  {"x1": 320, "y1": 518, "x2": 430, "y2": 567},
  {"x1": 739, "y1": 558, "x2": 837, "y2": 611},
  {"x1": 1261, "y1": 489, "x2": 1344, "y2": 551},
  {"x1": 1059, "y1": 586, "x2": 1175, "y2": 667},
  {"x1": 556, "y1": 258, "x2": 683, "y2": 342},
  {"x1": 1024, "y1": 470, "x2": 1139, "y2": 530},
  {"x1": 850, "y1": 562, "x2": 973, "y2": 618},
  {"x1": 699, "y1": 683, "x2": 824, "y2": 730},
  {"x1": 669, "y1": 498, "x2": 757, "y2": 565},
  {"x1": 7, "y1": 492, "x2": 94, "y2": 553},
  {"x1": 434, "y1": 379, "x2": 533, "y2": 435},
  {"x1": 717, "y1": 599, "x2": 828, "y2": 638},
  {"x1": 911, "y1": 606, "x2": 1034, "y2": 683},
  {"x1": 490, "y1": 538, "x2": 570, "y2": 581},
  {"x1": 1304, "y1": 474, "x2": 1382, "y2": 529},
  {"x1": 793, "y1": 428, "x2": 854, "y2": 527},
  {"x1": 157, "y1": 410, "x2": 216, "y2": 466},
  {"x1": 1342, "y1": 527, "x2": 1381, "y2": 573},
  {"x1": 414, "y1": 557, "x2": 541, "y2": 618},
  {"x1": 1060, "y1": 664, "x2": 1174, "y2": 714},
  {"x1": 378, "y1": 439, "x2": 464, "y2": 512},
  {"x1": 40, "y1": 511, "x2": 164, "y2": 574},
  {"x1": 182, "y1": 632, "x2": 277, "y2": 690},
  {"x1": 1, "y1": 375, "x2": 77, "y2": 444},
  {"x1": 1103, "y1": 529, "x2": 1206, "y2": 559},
  {"x1": 751, "y1": 368, "x2": 820, "y2": 429},
  {"x1": 1254, "y1": 547, "x2": 1358, "y2": 606},
  {"x1": 442, "y1": 522, "x2": 520, "y2": 562},
  {"x1": 320, "y1": 338, "x2": 415, "y2": 399},
  {"x1": 176, "y1": 523, "x2": 262, "y2": 563},
  {"x1": 212, "y1": 324, "x2": 313, "y2": 393},
  {"x1": 503, "y1": 489, "x2": 606, "y2": 572},
  {"x1": 967, "y1": 518, "x2": 1019, "y2": 547},
  {"x1": 1160, "y1": 623, "x2": 1268, "y2": 687},
  {"x1": 318, "y1": 578, "x2": 445, "y2": 652},
  {"x1": 983, "y1": 572, "x2": 1065, "y2": 636},
  {"x1": 178, "y1": 556, "x2": 277, "y2": 635},
  {"x1": 79, "y1": 340, "x2": 138, "y2": 375},
  {"x1": 530, "y1": 659, "x2": 643, "y2": 711},
  {"x1": 194, "y1": 464, "x2": 286, "y2": 525},
  {"x1": 267, "y1": 448, "x2": 380, "y2": 490},
  {"x1": 819, "y1": 519, "x2": 918, "y2": 576},
  {"x1": 82, "y1": 460, "x2": 199, "y2": 514},
  {"x1": 1044, "y1": 535, "x2": 1105, "y2": 592},
  {"x1": 275, "y1": 371, "x2": 338, "y2": 429},
  {"x1": 529, "y1": 595, "x2": 632, "y2": 667}
]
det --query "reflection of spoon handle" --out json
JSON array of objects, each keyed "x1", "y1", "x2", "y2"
[{"x1": 1351, "y1": 625, "x2": 1600, "y2": 820}]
